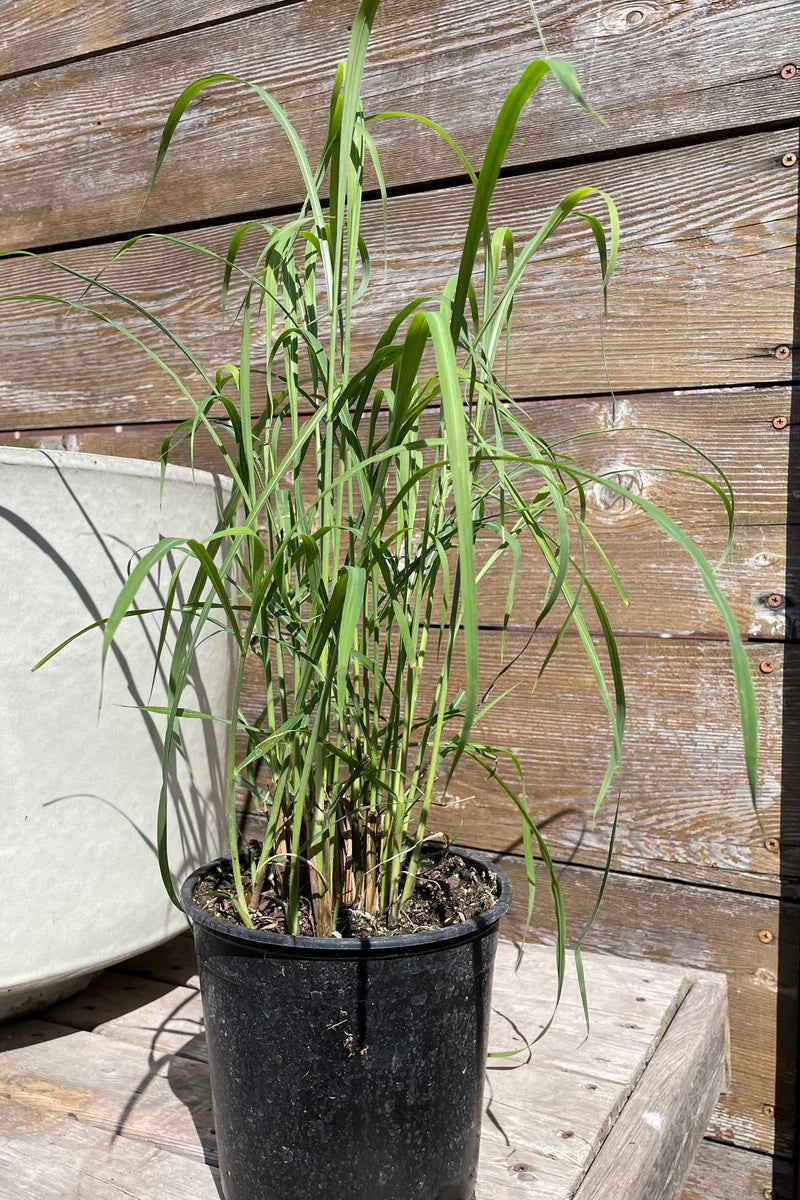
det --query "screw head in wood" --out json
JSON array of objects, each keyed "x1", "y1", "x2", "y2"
[
  {"x1": 772, "y1": 415, "x2": 789, "y2": 429},
  {"x1": 765, "y1": 837, "x2": 780, "y2": 853},
  {"x1": 767, "y1": 593, "x2": 784, "y2": 608},
  {"x1": 763, "y1": 1189, "x2": 775, "y2": 1200},
  {"x1": 758, "y1": 930, "x2": 774, "y2": 944},
  {"x1": 782, "y1": 152, "x2": 798, "y2": 167},
  {"x1": 781, "y1": 63, "x2": 798, "y2": 80},
  {"x1": 762, "y1": 1102, "x2": 775, "y2": 1116},
  {"x1": 759, "y1": 659, "x2": 776, "y2": 674},
  {"x1": 775, "y1": 344, "x2": 792, "y2": 360}
]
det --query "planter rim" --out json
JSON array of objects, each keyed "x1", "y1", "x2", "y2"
[
  {"x1": 0, "y1": 443, "x2": 230, "y2": 490},
  {"x1": 181, "y1": 845, "x2": 512, "y2": 959}
]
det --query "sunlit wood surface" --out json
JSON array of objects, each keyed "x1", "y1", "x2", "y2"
[{"x1": 0, "y1": 935, "x2": 726, "y2": 1199}]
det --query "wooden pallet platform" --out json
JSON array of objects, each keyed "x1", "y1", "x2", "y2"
[{"x1": 0, "y1": 935, "x2": 727, "y2": 1199}]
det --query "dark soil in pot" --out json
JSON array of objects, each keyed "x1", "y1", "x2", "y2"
[
  {"x1": 182, "y1": 845, "x2": 512, "y2": 1200},
  {"x1": 194, "y1": 847, "x2": 499, "y2": 936}
]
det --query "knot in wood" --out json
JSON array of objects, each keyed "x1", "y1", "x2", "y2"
[
  {"x1": 590, "y1": 470, "x2": 643, "y2": 518},
  {"x1": 602, "y1": 2, "x2": 661, "y2": 34}
]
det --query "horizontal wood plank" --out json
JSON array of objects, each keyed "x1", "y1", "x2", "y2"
[
  {"x1": 497, "y1": 857, "x2": 798, "y2": 1158},
  {"x1": 3, "y1": 384, "x2": 794, "y2": 526},
  {"x1": 0, "y1": 1019, "x2": 215, "y2": 1162},
  {"x1": 1, "y1": 0, "x2": 797, "y2": 246},
  {"x1": 1, "y1": 385, "x2": 794, "y2": 639},
  {"x1": 682, "y1": 1139, "x2": 793, "y2": 1200},
  {"x1": 441, "y1": 638, "x2": 791, "y2": 885},
  {"x1": 0, "y1": 1102, "x2": 221, "y2": 1200},
  {"x1": 0, "y1": 130, "x2": 793, "y2": 428},
  {"x1": 0, "y1": 0, "x2": 292, "y2": 78},
  {"x1": 240, "y1": 635, "x2": 793, "y2": 889}
]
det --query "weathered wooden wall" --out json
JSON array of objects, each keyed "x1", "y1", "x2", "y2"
[{"x1": 1, "y1": 1, "x2": 797, "y2": 1193}]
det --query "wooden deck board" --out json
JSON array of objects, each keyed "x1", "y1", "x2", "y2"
[{"x1": 0, "y1": 936, "x2": 726, "y2": 1199}]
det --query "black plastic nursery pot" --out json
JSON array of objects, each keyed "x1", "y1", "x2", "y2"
[{"x1": 181, "y1": 846, "x2": 512, "y2": 1200}]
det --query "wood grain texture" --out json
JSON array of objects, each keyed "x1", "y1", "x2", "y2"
[
  {"x1": 682, "y1": 1139, "x2": 793, "y2": 1200},
  {"x1": 0, "y1": 940, "x2": 717, "y2": 1200},
  {"x1": 479, "y1": 945, "x2": 703, "y2": 1198},
  {"x1": 575, "y1": 974, "x2": 727, "y2": 1200},
  {"x1": 3, "y1": 383, "x2": 794, "y2": 525},
  {"x1": 0, "y1": 0, "x2": 797, "y2": 246},
  {"x1": 47, "y1": 974, "x2": 207, "y2": 1061},
  {"x1": 2, "y1": 385, "x2": 794, "y2": 640},
  {"x1": 0, "y1": 130, "x2": 794, "y2": 422},
  {"x1": 0, "y1": 1103, "x2": 222, "y2": 1200},
  {"x1": 0, "y1": 1019, "x2": 215, "y2": 1162},
  {"x1": 0, "y1": 0, "x2": 292, "y2": 78},
  {"x1": 442, "y1": 637, "x2": 791, "y2": 885},
  {"x1": 55, "y1": 893, "x2": 793, "y2": 1164},
  {"x1": 0, "y1": 1062, "x2": 773, "y2": 1200},
  {"x1": 239, "y1": 635, "x2": 793, "y2": 889},
  {"x1": 498, "y1": 856, "x2": 798, "y2": 1158}
]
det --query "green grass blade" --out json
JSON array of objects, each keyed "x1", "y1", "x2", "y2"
[{"x1": 336, "y1": 566, "x2": 367, "y2": 715}]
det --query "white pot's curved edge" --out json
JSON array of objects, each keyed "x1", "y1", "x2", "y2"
[
  {"x1": 1, "y1": 441, "x2": 231, "y2": 1021},
  {"x1": 0, "y1": 444, "x2": 232, "y2": 492},
  {"x1": 0, "y1": 972, "x2": 103, "y2": 1022},
  {"x1": 0, "y1": 911, "x2": 191, "y2": 1021}
]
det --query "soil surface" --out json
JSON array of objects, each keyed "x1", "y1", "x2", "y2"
[{"x1": 193, "y1": 847, "x2": 498, "y2": 937}]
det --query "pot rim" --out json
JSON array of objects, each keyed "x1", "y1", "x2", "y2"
[
  {"x1": 0, "y1": 443, "x2": 231, "y2": 491},
  {"x1": 181, "y1": 844, "x2": 512, "y2": 958}
]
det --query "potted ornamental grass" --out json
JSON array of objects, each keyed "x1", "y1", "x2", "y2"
[{"x1": 14, "y1": 1, "x2": 758, "y2": 1196}]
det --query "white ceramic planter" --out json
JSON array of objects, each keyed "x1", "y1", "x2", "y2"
[{"x1": 0, "y1": 447, "x2": 233, "y2": 1019}]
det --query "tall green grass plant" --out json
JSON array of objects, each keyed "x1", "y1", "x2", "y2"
[{"x1": 21, "y1": 2, "x2": 757, "y2": 979}]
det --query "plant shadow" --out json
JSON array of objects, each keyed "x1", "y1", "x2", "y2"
[{"x1": 0, "y1": 934, "x2": 222, "y2": 1198}]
